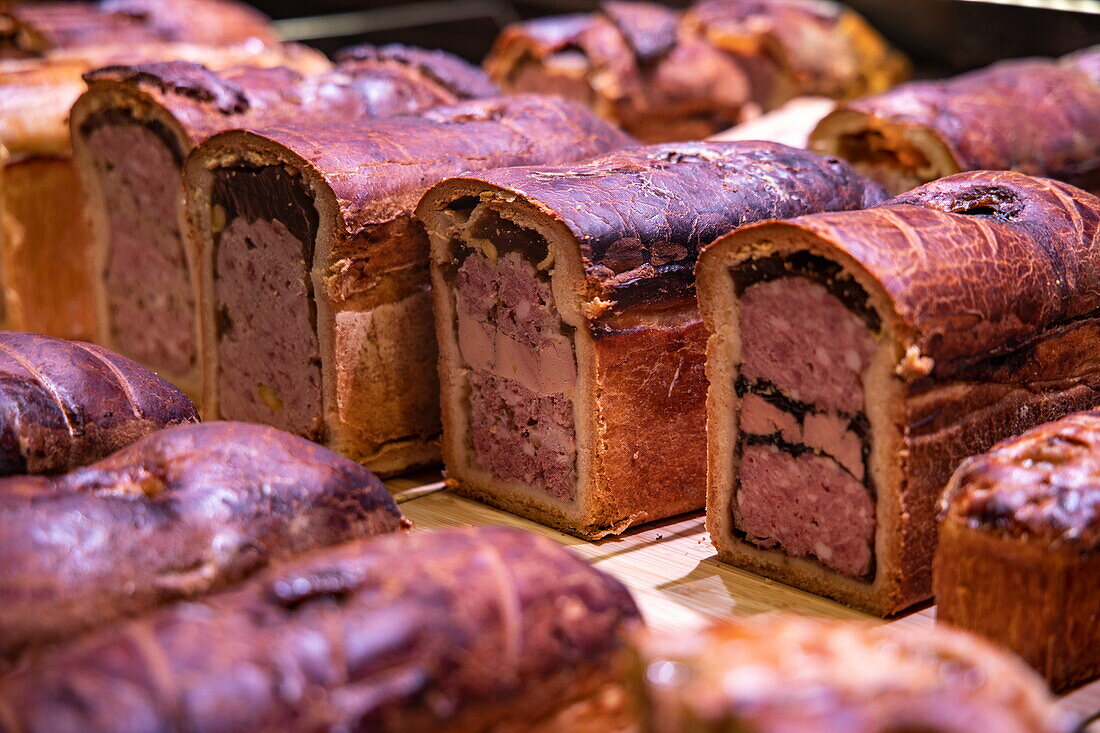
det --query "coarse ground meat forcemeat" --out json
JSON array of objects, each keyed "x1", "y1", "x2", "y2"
[
  {"x1": 935, "y1": 410, "x2": 1100, "y2": 691},
  {"x1": 0, "y1": 420, "x2": 404, "y2": 665},
  {"x1": 0, "y1": 44, "x2": 328, "y2": 342},
  {"x1": 697, "y1": 170, "x2": 1100, "y2": 615},
  {"x1": 0, "y1": 0, "x2": 279, "y2": 58},
  {"x1": 485, "y1": 0, "x2": 907, "y2": 143},
  {"x1": 418, "y1": 141, "x2": 884, "y2": 539},
  {"x1": 0, "y1": 527, "x2": 640, "y2": 733},
  {"x1": 631, "y1": 616, "x2": 1066, "y2": 733},
  {"x1": 186, "y1": 96, "x2": 631, "y2": 477},
  {"x1": 0, "y1": 330, "x2": 197, "y2": 475},
  {"x1": 69, "y1": 48, "x2": 495, "y2": 396},
  {"x1": 810, "y1": 47, "x2": 1100, "y2": 194}
]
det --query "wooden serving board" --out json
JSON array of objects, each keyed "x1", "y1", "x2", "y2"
[{"x1": 387, "y1": 473, "x2": 1100, "y2": 721}]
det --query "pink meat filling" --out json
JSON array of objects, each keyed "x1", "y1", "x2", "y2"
[
  {"x1": 456, "y1": 249, "x2": 577, "y2": 500},
  {"x1": 738, "y1": 444, "x2": 875, "y2": 577},
  {"x1": 741, "y1": 277, "x2": 875, "y2": 415},
  {"x1": 215, "y1": 217, "x2": 322, "y2": 438},
  {"x1": 87, "y1": 123, "x2": 194, "y2": 375},
  {"x1": 740, "y1": 394, "x2": 865, "y2": 480}
]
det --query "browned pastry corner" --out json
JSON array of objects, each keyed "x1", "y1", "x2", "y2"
[
  {"x1": 485, "y1": 0, "x2": 907, "y2": 143},
  {"x1": 810, "y1": 46, "x2": 1100, "y2": 194},
  {"x1": 0, "y1": 420, "x2": 404, "y2": 665},
  {"x1": 935, "y1": 410, "x2": 1100, "y2": 692},
  {"x1": 696, "y1": 170, "x2": 1100, "y2": 615},
  {"x1": 335, "y1": 42, "x2": 502, "y2": 100},
  {"x1": 0, "y1": 43, "x2": 329, "y2": 343},
  {"x1": 0, "y1": 527, "x2": 640, "y2": 733},
  {"x1": 418, "y1": 141, "x2": 884, "y2": 539},
  {"x1": 631, "y1": 616, "x2": 1066, "y2": 733},
  {"x1": 0, "y1": 330, "x2": 197, "y2": 476},
  {"x1": 187, "y1": 96, "x2": 631, "y2": 477},
  {"x1": 70, "y1": 50, "x2": 496, "y2": 395},
  {"x1": 0, "y1": 0, "x2": 278, "y2": 59}
]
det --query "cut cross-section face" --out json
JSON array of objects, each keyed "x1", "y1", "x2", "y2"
[
  {"x1": 448, "y1": 205, "x2": 578, "y2": 502},
  {"x1": 81, "y1": 112, "x2": 192, "y2": 375},
  {"x1": 211, "y1": 165, "x2": 322, "y2": 440},
  {"x1": 732, "y1": 253, "x2": 879, "y2": 579}
]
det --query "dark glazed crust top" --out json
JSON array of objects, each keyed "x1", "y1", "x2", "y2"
[
  {"x1": 0, "y1": 331, "x2": 198, "y2": 476},
  {"x1": 829, "y1": 55, "x2": 1100, "y2": 184},
  {"x1": 0, "y1": 527, "x2": 639, "y2": 732},
  {"x1": 729, "y1": 171, "x2": 1100, "y2": 375},
  {"x1": 940, "y1": 410, "x2": 1100, "y2": 551},
  {"x1": 451, "y1": 141, "x2": 885, "y2": 316},
  {"x1": 0, "y1": 421, "x2": 404, "y2": 660},
  {"x1": 0, "y1": 0, "x2": 278, "y2": 56},
  {"x1": 223, "y1": 95, "x2": 634, "y2": 236},
  {"x1": 335, "y1": 43, "x2": 500, "y2": 100},
  {"x1": 78, "y1": 52, "x2": 499, "y2": 145}
]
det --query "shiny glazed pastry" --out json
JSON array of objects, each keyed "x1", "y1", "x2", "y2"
[
  {"x1": 0, "y1": 330, "x2": 197, "y2": 475},
  {"x1": 0, "y1": 527, "x2": 640, "y2": 733},
  {"x1": 0, "y1": 420, "x2": 404, "y2": 663},
  {"x1": 186, "y1": 95, "x2": 631, "y2": 476},
  {"x1": 485, "y1": 0, "x2": 907, "y2": 143},
  {"x1": 696, "y1": 171, "x2": 1100, "y2": 615},
  {"x1": 70, "y1": 48, "x2": 496, "y2": 393},
  {"x1": 417, "y1": 141, "x2": 883, "y2": 538},
  {"x1": 810, "y1": 46, "x2": 1100, "y2": 194},
  {"x1": 632, "y1": 616, "x2": 1066, "y2": 733},
  {"x1": 935, "y1": 410, "x2": 1100, "y2": 691}
]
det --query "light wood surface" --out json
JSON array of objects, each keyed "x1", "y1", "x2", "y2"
[{"x1": 390, "y1": 473, "x2": 1100, "y2": 721}]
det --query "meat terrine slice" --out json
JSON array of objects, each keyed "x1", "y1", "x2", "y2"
[
  {"x1": 485, "y1": 0, "x2": 907, "y2": 143},
  {"x1": 0, "y1": 420, "x2": 404, "y2": 664},
  {"x1": 0, "y1": 527, "x2": 639, "y2": 733},
  {"x1": 417, "y1": 141, "x2": 884, "y2": 539},
  {"x1": 935, "y1": 410, "x2": 1100, "y2": 692},
  {"x1": 0, "y1": 44, "x2": 328, "y2": 342},
  {"x1": 186, "y1": 96, "x2": 631, "y2": 477},
  {"x1": 809, "y1": 47, "x2": 1100, "y2": 194},
  {"x1": 632, "y1": 616, "x2": 1064, "y2": 733},
  {"x1": 697, "y1": 170, "x2": 1100, "y2": 615},
  {"x1": 0, "y1": 329, "x2": 197, "y2": 475},
  {"x1": 69, "y1": 50, "x2": 496, "y2": 395}
]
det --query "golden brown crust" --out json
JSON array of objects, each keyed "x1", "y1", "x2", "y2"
[
  {"x1": 188, "y1": 96, "x2": 632, "y2": 477},
  {"x1": 486, "y1": 0, "x2": 907, "y2": 143},
  {"x1": 697, "y1": 170, "x2": 1100, "y2": 615},
  {"x1": 810, "y1": 51, "x2": 1100, "y2": 194},
  {"x1": 420, "y1": 141, "x2": 884, "y2": 538},
  {"x1": 0, "y1": 527, "x2": 640, "y2": 733},
  {"x1": 631, "y1": 616, "x2": 1064, "y2": 732},
  {"x1": 935, "y1": 410, "x2": 1100, "y2": 691}
]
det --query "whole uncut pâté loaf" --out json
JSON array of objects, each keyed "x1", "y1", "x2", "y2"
[
  {"x1": 0, "y1": 420, "x2": 404, "y2": 664},
  {"x1": 810, "y1": 46, "x2": 1100, "y2": 194},
  {"x1": 70, "y1": 51, "x2": 497, "y2": 396},
  {"x1": 0, "y1": 44, "x2": 329, "y2": 343},
  {"x1": 0, "y1": 0, "x2": 279, "y2": 58},
  {"x1": 935, "y1": 410, "x2": 1100, "y2": 692},
  {"x1": 0, "y1": 330, "x2": 197, "y2": 475},
  {"x1": 417, "y1": 141, "x2": 884, "y2": 538},
  {"x1": 696, "y1": 170, "x2": 1100, "y2": 616},
  {"x1": 632, "y1": 616, "x2": 1066, "y2": 733},
  {"x1": 186, "y1": 96, "x2": 632, "y2": 477},
  {"x1": 0, "y1": 527, "x2": 639, "y2": 733},
  {"x1": 485, "y1": 0, "x2": 907, "y2": 143}
]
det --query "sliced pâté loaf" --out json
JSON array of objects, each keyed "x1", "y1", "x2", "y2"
[
  {"x1": 187, "y1": 96, "x2": 632, "y2": 476},
  {"x1": 417, "y1": 140, "x2": 884, "y2": 538},
  {"x1": 697, "y1": 170, "x2": 1100, "y2": 615}
]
